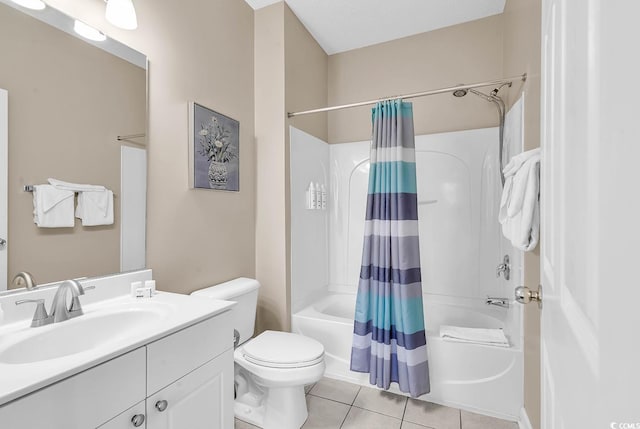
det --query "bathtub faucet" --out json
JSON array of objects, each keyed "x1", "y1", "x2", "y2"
[
  {"x1": 485, "y1": 297, "x2": 510, "y2": 308},
  {"x1": 496, "y1": 255, "x2": 510, "y2": 280}
]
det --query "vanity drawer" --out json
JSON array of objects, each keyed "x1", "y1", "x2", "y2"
[
  {"x1": 146, "y1": 311, "x2": 233, "y2": 395},
  {"x1": 0, "y1": 347, "x2": 146, "y2": 429}
]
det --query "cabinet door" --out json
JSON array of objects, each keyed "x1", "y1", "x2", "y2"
[
  {"x1": 146, "y1": 349, "x2": 233, "y2": 429},
  {"x1": 0, "y1": 348, "x2": 146, "y2": 429},
  {"x1": 99, "y1": 401, "x2": 146, "y2": 429}
]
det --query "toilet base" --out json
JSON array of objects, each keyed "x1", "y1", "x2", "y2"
[{"x1": 235, "y1": 385, "x2": 308, "y2": 429}]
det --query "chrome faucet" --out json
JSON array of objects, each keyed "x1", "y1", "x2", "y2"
[
  {"x1": 486, "y1": 297, "x2": 510, "y2": 308},
  {"x1": 12, "y1": 272, "x2": 37, "y2": 290},
  {"x1": 496, "y1": 255, "x2": 510, "y2": 280},
  {"x1": 15, "y1": 279, "x2": 93, "y2": 327},
  {"x1": 50, "y1": 279, "x2": 87, "y2": 323}
]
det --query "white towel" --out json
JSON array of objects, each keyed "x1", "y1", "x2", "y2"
[
  {"x1": 440, "y1": 325, "x2": 510, "y2": 348},
  {"x1": 32, "y1": 185, "x2": 75, "y2": 228},
  {"x1": 499, "y1": 148, "x2": 541, "y2": 251},
  {"x1": 76, "y1": 190, "x2": 114, "y2": 226},
  {"x1": 48, "y1": 178, "x2": 106, "y2": 192}
]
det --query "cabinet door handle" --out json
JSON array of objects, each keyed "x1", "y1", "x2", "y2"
[
  {"x1": 155, "y1": 399, "x2": 168, "y2": 412},
  {"x1": 131, "y1": 414, "x2": 145, "y2": 427}
]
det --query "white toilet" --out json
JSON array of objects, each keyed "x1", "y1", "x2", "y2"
[{"x1": 191, "y1": 278, "x2": 325, "y2": 429}]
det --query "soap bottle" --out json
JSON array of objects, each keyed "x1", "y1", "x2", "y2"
[
  {"x1": 315, "y1": 182, "x2": 321, "y2": 209},
  {"x1": 308, "y1": 182, "x2": 316, "y2": 209},
  {"x1": 320, "y1": 184, "x2": 327, "y2": 210}
]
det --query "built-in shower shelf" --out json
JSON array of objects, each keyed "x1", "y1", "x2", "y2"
[{"x1": 419, "y1": 199, "x2": 438, "y2": 205}]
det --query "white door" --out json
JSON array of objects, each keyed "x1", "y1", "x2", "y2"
[
  {"x1": 146, "y1": 349, "x2": 234, "y2": 429},
  {"x1": 0, "y1": 89, "x2": 8, "y2": 291},
  {"x1": 540, "y1": 1, "x2": 640, "y2": 428}
]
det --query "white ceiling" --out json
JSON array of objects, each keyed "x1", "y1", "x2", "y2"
[{"x1": 244, "y1": 0, "x2": 506, "y2": 55}]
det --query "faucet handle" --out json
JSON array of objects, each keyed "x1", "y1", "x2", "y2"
[{"x1": 15, "y1": 299, "x2": 50, "y2": 327}]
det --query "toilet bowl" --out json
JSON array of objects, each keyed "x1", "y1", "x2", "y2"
[
  {"x1": 234, "y1": 330, "x2": 325, "y2": 428},
  {"x1": 191, "y1": 278, "x2": 325, "y2": 429}
]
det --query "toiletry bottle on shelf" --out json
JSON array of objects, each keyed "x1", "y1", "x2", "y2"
[
  {"x1": 145, "y1": 280, "x2": 156, "y2": 296},
  {"x1": 130, "y1": 281, "x2": 141, "y2": 298},
  {"x1": 320, "y1": 184, "x2": 327, "y2": 210},
  {"x1": 308, "y1": 182, "x2": 316, "y2": 209},
  {"x1": 315, "y1": 182, "x2": 321, "y2": 209}
]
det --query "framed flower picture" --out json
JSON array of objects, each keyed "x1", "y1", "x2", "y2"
[{"x1": 188, "y1": 102, "x2": 240, "y2": 191}]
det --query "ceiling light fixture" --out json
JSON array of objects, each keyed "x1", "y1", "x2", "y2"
[
  {"x1": 73, "y1": 20, "x2": 107, "y2": 42},
  {"x1": 105, "y1": 0, "x2": 138, "y2": 30},
  {"x1": 10, "y1": 0, "x2": 46, "y2": 10}
]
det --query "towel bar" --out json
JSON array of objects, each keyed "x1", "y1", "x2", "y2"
[{"x1": 24, "y1": 185, "x2": 117, "y2": 197}]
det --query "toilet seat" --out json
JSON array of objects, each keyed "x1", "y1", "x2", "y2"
[{"x1": 242, "y1": 330, "x2": 324, "y2": 369}]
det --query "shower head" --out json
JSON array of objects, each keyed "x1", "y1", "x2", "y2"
[{"x1": 452, "y1": 88, "x2": 468, "y2": 97}]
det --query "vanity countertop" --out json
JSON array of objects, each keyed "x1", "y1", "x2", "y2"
[{"x1": 0, "y1": 291, "x2": 234, "y2": 406}]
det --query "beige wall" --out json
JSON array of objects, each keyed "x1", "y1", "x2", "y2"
[
  {"x1": 254, "y1": 2, "x2": 288, "y2": 332},
  {"x1": 1, "y1": 3, "x2": 145, "y2": 286},
  {"x1": 327, "y1": 15, "x2": 504, "y2": 144},
  {"x1": 284, "y1": 5, "x2": 328, "y2": 143},
  {"x1": 254, "y1": 2, "x2": 328, "y2": 332},
  {"x1": 502, "y1": 1, "x2": 542, "y2": 428},
  {"x1": 44, "y1": 0, "x2": 256, "y2": 294}
]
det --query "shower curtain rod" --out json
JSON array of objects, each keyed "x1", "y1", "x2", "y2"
[{"x1": 287, "y1": 73, "x2": 527, "y2": 118}]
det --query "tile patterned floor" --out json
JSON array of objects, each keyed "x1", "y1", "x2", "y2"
[{"x1": 235, "y1": 377, "x2": 519, "y2": 429}]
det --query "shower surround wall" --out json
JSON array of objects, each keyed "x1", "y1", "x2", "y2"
[
  {"x1": 290, "y1": 127, "x2": 329, "y2": 313},
  {"x1": 290, "y1": 126, "x2": 523, "y2": 419}
]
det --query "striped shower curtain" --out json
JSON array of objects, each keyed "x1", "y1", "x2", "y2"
[{"x1": 350, "y1": 100, "x2": 430, "y2": 397}]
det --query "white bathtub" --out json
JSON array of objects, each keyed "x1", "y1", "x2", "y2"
[{"x1": 292, "y1": 292, "x2": 523, "y2": 420}]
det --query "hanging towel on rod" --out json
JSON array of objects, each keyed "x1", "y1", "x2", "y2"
[
  {"x1": 499, "y1": 148, "x2": 540, "y2": 251},
  {"x1": 48, "y1": 178, "x2": 106, "y2": 192},
  {"x1": 32, "y1": 185, "x2": 75, "y2": 228},
  {"x1": 48, "y1": 178, "x2": 114, "y2": 226},
  {"x1": 76, "y1": 190, "x2": 114, "y2": 226}
]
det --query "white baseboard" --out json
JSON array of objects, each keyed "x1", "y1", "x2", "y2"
[{"x1": 519, "y1": 407, "x2": 533, "y2": 429}]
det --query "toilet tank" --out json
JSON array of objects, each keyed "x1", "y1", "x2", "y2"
[{"x1": 191, "y1": 278, "x2": 260, "y2": 346}]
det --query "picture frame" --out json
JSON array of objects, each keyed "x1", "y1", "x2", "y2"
[{"x1": 188, "y1": 102, "x2": 240, "y2": 191}]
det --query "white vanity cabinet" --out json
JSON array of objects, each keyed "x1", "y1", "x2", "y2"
[
  {"x1": 0, "y1": 311, "x2": 233, "y2": 429},
  {"x1": 146, "y1": 349, "x2": 234, "y2": 429},
  {"x1": 144, "y1": 312, "x2": 234, "y2": 429}
]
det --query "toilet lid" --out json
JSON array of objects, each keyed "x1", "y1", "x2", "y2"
[{"x1": 243, "y1": 330, "x2": 324, "y2": 369}]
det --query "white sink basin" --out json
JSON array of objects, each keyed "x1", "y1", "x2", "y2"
[
  {"x1": 0, "y1": 289, "x2": 234, "y2": 407},
  {"x1": 0, "y1": 308, "x2": 163, "y2": 364}
]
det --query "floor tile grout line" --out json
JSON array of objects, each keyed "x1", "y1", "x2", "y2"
[
  {"x1": 341, "y1": 386, "x2": 361, "y2": 429},
  {"x1": 338, "y1": 405, "x2": 351, "y2": 429},
  {"x1": 307, "y1": 392, "x2": 360, "y2": 407},
  {"x1": 351, "y1": 404, "x2": 405, "y2": 421},
  {"x1": 350, "y1": 386, "x2": 362, "y2": 405},
  {"x1": 401, "y1": 397, "x2": 409, "y2": 422}
]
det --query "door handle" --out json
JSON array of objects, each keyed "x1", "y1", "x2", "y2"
[
  {"x1": 515, "y1": 285, "x2": 542, "y2": 309},
  {"x1": 0, "y1": 238, "x2": 6, "y2": 250}
]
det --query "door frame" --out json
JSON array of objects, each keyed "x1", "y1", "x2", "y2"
[{"x1": 0, "y1": 88, "x2": 8, "y2": 292}]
